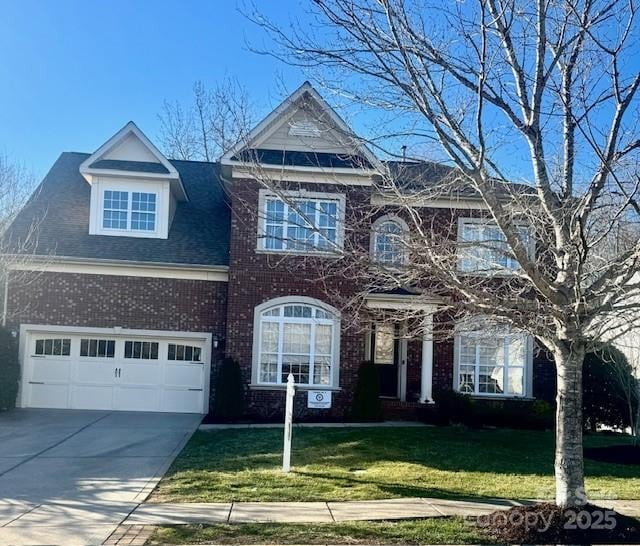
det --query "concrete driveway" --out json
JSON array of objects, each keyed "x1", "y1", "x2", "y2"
[{"x1": 0, "y1": 409, "x2": 201, "y2": 545}]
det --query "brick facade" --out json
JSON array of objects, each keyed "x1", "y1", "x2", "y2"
[{"x1": 6, "y1": 183, "x2": 556, "y2": 420}]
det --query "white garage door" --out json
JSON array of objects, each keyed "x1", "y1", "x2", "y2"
[{"x1": 21, "y1": 327, "x2": 210, "y2": 413}]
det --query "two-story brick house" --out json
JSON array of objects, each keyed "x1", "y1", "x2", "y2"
[{"x1": 3, "y1": 82, "x2": 554, "y2": 418}]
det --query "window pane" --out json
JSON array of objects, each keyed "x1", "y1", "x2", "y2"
[
  {"x1": 261, "y1": 322, "x2": 279, "y2": 353},
  {"x1": 124, "y1": 341, "x2": 132, "y2": 359},
  {"x1": 374, "y1": 324, "x2": 394, "y2": 364},
  {"x1": 283, "y1": 323, "x2": 311, "y2": 354},
  {"x1": 313, "y1": 356, "x2": 331, "y2": 385},
  {"x1": 62, "y1": 339, "x2": 71, "y2": 356},
  {"x1": 35, "y1": 339, "x2": 44, "y2": 355},
  {"x1": 53, "y1": 339, "x2": 62, "y2": 356},
  {"x1": 44, "y1": 339, "x2": 53, "y2": 355},
  {"x1": 168, "y1": 344, "x2": 176, "y2": 360},
  {"x1": 259, "y1": 354, "x2": 278, "y2": 383},
  {"x1": 193, "y1": 347, "x2": 201, "y2": 362},
  {"x1": 130, "y1": 193, "x2": 157, "y2": 232},
  {"x1": 282, "y1": 356, "x2": 310, "y2": 384},
  {"x1": 508, "y1": 337, "x2": 526, "y2": 367},
  {"x1": 458, "y1": 365, "x2": 475, "y2": 393},
  {"x1": 509, "y1": 367, "x2": 524, "y2": 395},
  {"x1": 315, "y1": 324, "x2": 332, "y2": 355}
]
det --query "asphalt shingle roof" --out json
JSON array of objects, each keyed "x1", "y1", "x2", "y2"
[
  {"x1": 6, "y1": 152, "x2": 230, "y2": 266},
  {"x1": 89, "y1": 159, "x2": 170, "y2": 174},
  {"x1": 232, "y1": 148, "x2": 372, "y2": 169}
]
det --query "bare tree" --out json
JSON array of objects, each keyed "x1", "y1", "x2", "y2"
[
  {"x1": 158, "y1": 78, "x2": 254, "y2": 161},
  {"x1": 0, "y1": 153, "x2": 38, "y2": 326},
  {"x1": 241, "y1": 0, "x2": 640, "y2": 508}
]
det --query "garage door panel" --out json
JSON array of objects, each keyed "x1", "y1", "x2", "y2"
[
  {"x1": 165, "y1": 364, "x2": 204, "y2": 388},
  {"x1": 30, "y1": 359, "x2": 71, "y2": 383},
  {"x1": 29, "y1": 383, "x2": 69, "y2": 409},
  {"x1": 114, "y1": 387, "x2": 161, "y2": 412},
  {"x1": 76, "y1": 360, "x2": 116, "y2": 384},
  {"x1": 162, "y1": 389, "x2": 203, "y2": 413},
  {"x1": 121, "y1": 363, "x2": 161, "y2": 386},
  {"x1": 73, "y1": 385, "x2": 114, "y2": 410}
]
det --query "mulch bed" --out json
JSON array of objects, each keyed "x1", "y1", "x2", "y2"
[
  {"x1": 584, "y1": 444, "x2": 640, "y2": 465},
  {"x1": 479, "y1": 502, "x2": 640, "y2": 544}
]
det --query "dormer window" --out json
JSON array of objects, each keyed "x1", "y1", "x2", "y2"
[
  {"x1": 80, "y1": 121, "x2": 188, "y2": 240},
  {"x1": 102, "y1": 190, "x2": 157, "y2": 232}
]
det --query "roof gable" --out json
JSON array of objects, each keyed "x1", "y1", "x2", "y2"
[
  {"x1": 79, "y1": 121, "x2": 187, "y2": 200},
  {"x1": 222, "y1": 82, "x2": 382, "y2": 173}
]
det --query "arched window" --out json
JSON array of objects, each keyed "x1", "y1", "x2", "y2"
[
  {"x1": 371, "y1": 216, "x2": 408, "y2": 264},
  {"x1": 252, "y1": 297, "x2": 340, "y2": 388}
]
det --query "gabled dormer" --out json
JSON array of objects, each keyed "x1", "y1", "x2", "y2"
[
  {"x1": 221, "y1": 82, "x2": 384, "y2": 184},
  {"x1": 80, "y1": 122, "x2": 188, "y2": 239}
]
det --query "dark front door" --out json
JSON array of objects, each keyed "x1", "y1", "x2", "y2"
[{"x1": 372, "y1": 323, "x2": 399, "y2": 398}]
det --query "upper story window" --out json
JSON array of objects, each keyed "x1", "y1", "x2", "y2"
[
  {"x1": 252, "y1": 297, "x2": 341, "y2": 388},
  {"x1": 102, "y1": 190, "x2": 156, "y2": 232},
  {"x1": 371, "y1": 215, "x2": 408, "y2": 265},
  {"x1": 457, "y1": 218, "x2": 531, "y2": 273},
  {"x1": 455, "y1": 322, "x2": 531, "y2": 398},
  {"x1": 258, "y1": 190, "x2": 345, "y2": 254}
]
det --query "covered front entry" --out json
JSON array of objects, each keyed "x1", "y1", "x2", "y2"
[{"x1": 19, "y1": 325, "x2": 212, "y2": 414}]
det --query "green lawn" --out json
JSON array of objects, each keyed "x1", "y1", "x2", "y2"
[
  {"x1": 150, "y1": 426, "x2": 640, "y2": 503},
  {"x1": 148, "y1": 518, "x2": 491, "y2": 545}
]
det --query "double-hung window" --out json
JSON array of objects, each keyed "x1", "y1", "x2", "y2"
[
  {"x1": 260, "y1": 191, "x2": 343, "y2": 253},
  {"x1": 102, "y1": 190, "x2": 157, "y2": 233},
  {"x1": 456, "y1": 325, "x2": 530, "y2": 397},
  {"x1": 255, "y1": 301, "x2": 339, "y2": 387},
  {"x1": 458, "y1": 218, "x2": 530, "y2": 273}
]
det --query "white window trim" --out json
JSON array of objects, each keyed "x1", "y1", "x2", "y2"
[
  {"x1": 452, "y1": 324, "x2": 534, "y2": 399},
  {"x1": 456, "y1": 217, "x2": 534, "y2": 275},
  {"x1": 89, "y1": 177, "x2": 172, "y2": 239},
  {"x1": 250, "y1": 296, "x2": 341, "y2": 390},
  {"x1": 369, "y1": 214, "x2": 409, "y2": 264},
  {"x1": 101, "y1": 189, "x2": 158, "y2": 235},
  {"x1": 256, "y1": 189, "x2": 346, "y2": 256}
]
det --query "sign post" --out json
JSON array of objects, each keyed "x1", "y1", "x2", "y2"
[{"x1": 282, "y1": 373, "x2": 295, "y2": 473}]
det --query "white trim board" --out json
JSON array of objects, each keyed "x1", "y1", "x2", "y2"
[{"x1": 10, "y1": 259, "x2": 229, "y2": 282}]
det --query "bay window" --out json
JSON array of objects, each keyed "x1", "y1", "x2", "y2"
[
  {"x1": 253, "y1": 299, "x2": 340, "y2": 388},
  {"x1": 455, "y1": 325, "x2": 531, "y2": 397}
]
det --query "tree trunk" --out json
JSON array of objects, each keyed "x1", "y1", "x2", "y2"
[{"x1": 554, "y1": 344, "x2": 586, "y2": 508}]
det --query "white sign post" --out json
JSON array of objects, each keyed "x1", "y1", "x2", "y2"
[{"x1": 282, "y1": 373, "x2": 295, "y2": 473}]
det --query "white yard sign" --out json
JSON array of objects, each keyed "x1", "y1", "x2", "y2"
[{"x1": 307, "y1": 390, "x2": 332, "y2": 409}]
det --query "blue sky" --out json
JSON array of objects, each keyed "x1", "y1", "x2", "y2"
[{"x1": 0, "y1": 0, "x2": 312, "y2": 177}]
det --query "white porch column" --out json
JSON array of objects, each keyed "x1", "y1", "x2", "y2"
[{"x1": 419, "y1": 311, "x2": 434, "y2": 404}]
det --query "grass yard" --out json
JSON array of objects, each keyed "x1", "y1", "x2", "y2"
[
  {"x1": 148, "y1": 518, "x2": 491, "y2": 545},
  {"x1": 150, "y1": 426, "x2": 640, "y2": 503}
]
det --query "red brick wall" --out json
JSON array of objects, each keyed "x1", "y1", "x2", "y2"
[
  {"x1": 225, "y1": 179, "x2": 371, "y2": 419},
  {"x1": 7, "y1": 272, "x2": 228, "y2": 337}
]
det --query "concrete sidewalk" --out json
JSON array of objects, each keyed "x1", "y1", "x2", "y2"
[{"x1": 121, "y1": 497, "x2": 640, "y2": 525}]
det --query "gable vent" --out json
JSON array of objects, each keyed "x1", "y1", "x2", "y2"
[{"x1": 289, "y1": 119, "x2": 322, "y2": 137}]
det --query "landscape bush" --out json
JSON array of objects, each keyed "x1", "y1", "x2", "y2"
[
  {"x1": 212, "y1": 357, "x2": 245, "y2": 422},
  {"x1": 0, "y1": 328, "x2": 19, "y2": 411},
  {"x1": 583, "y1": 344, "x2": 638, "y2": 432},
  {"x1": 350, "y1": 361, "x2": 383, "y2": 421}
]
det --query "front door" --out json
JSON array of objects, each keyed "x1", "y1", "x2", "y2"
[{"x1": 371, "y1": 323, "x2": 399, "y2": 398}]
